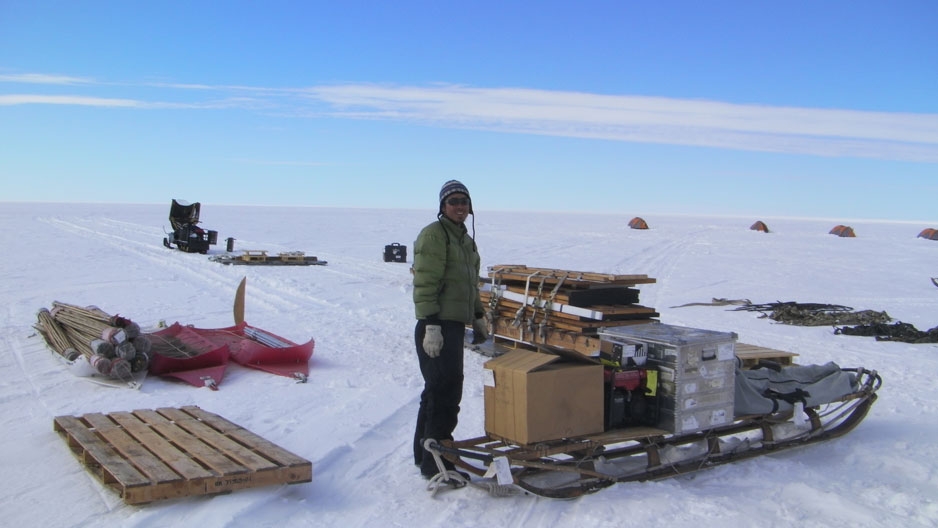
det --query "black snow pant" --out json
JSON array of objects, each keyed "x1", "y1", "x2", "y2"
[{"x1": 413, "y1": 319, "x2": 465, "y2": 473}]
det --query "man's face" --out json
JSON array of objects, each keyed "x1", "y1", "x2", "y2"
[{"x1": 443, "y1": 193, "x2": 470, "y2": 223}]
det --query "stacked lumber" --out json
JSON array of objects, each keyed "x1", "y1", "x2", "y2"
[
  {"x1": 482, "y1": 265, "x2": 659, "y2": 356},
  {"x1": 35, "y1": 302, "x2": 150, "y2": 381}
]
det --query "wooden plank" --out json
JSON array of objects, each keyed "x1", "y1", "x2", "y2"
[
  {"x1": 493, "y1": 335, "x2": 537, "y2": 352},
  {"x1": 156, "y1": 408, "x2": 278, "y2": 472},
  {"x1": 241, "y1": 250, "x2": 269, "y2": 262},
  {"x1": 488, "y1": 265, "x2": 656, "y2": 286},
  {"x1": 486, "y1": 425, "x2": 668, "y2": 455},
  {"x1": 132, "y1": 409, "x2": 248, "y2": 476},
  {"x1": 180, "y1": 406, "x2": 311, "y2": 470},
  {"x1": 108, "y1": 411, "x2": 214, "y2": 480},
  {"x1": 54, "y1": 415, "x2": 151, "y2": 488},
  {"x1": 81, "y1": 413, "x2": 183, "y2": 484},
  {"x1": 735, "y1": 343, "x2": 799, "y2": 368}
]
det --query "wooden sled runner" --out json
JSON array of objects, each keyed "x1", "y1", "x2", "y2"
[{"x1": 429, "y1": 366, "x2": 881, "y2": 498}]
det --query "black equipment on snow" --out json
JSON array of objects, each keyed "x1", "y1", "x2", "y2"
[
  {"x1": 163, "y1": 199, "x2": 218, "y2": 254},
  {"x1": 383, "y1": 243, "x2": 407, "y2": 263}
]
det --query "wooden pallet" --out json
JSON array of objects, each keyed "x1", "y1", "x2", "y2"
[
  {"x1": 53, "y1": 406, "x2": 312, "y2": 505},
  {"x1": 279, "y1": 251, "x2": 308, "y2": 263},
  {"x1": 241, "y1": 250, "x2": 269, "y2": 262},
  {"x1": 735, "y1": 343, "x2": 799, "y2": 368}
]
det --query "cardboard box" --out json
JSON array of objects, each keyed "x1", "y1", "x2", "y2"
[{"x1": 483, "y1": 349, "x2": 604, "y2": 445}]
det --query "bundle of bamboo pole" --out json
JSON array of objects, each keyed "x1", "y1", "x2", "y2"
[
  {"x1": 35, "y1": 309, "x2": 80, "y2": 361},
  {"x1": 34, "y1": 301, "x2": 150, "y2": 380}
]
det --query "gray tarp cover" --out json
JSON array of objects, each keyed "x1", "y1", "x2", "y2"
[{"x1": 735, "y1": 361, "x2": 859, "y2": 415}]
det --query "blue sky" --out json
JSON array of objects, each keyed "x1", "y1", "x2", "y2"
[{"x1": 2, "y1": 1, "x2": 936, "y2": 221}]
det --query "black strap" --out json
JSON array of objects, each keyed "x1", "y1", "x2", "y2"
[{"x1": 762, "y1": 387, "x2": 811, "y2": 413}]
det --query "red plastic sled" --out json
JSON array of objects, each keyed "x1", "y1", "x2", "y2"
[
  {"x1": 146, "y1": 278, "x2": 314, "y2": 388},
  {"x1": 148, "y1": 323, "x2": 231, "y2": 389}
]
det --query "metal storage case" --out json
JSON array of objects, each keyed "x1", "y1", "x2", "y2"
[
  {"x1": 599, "y1": 323, "x2": 738, "y2": 434},
  {"x1": 656, "y1": 361, "x2": 735, "y2": 399},
  {"x1": 383, "y1": 243, "x2": 407, "y2": 263},
  {"x1": 658, "y1": 403, "x2": 735, "y2": 435}
]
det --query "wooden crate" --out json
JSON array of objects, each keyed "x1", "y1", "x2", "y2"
[{"x1": 53, "y1": 406, "x2": 312, "y2": 505}]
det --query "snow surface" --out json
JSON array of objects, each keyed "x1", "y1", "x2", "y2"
[{"x1": 1, "y1": 202, "x2": 937, "y2": 527}]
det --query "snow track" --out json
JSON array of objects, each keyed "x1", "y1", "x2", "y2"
[{"x1": 2, "y1": 204, "x2": 936, "y2": 527}]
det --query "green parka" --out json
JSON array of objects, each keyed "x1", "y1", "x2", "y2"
[{"x1": 412, "y1": 216, "x2": 483, "y2": 323}]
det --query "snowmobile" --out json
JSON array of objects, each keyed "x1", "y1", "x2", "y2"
[
  {"x1": 425, "y1": 338, "x2": 882, "y2": 499},
  {"x1": 162, "y1": 199, "x2": 218, "y2": 254}
]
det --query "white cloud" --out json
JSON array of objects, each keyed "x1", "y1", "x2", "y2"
[
  {"x1": 0, "y1": 94, "x2": 141, "y2": 107},
  {"x1": 0, "y1": 73, "x2": 94, "y2": 85},
  {"x1": 304, "y1": 84, "x2": 938, "y2": 162},
  {"x1": 3, "y1": 73, "x2": 937, "y2": 162}
]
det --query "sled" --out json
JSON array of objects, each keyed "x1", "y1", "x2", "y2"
[
  {"x1": 146, "y1": 278, "x2": 314, "y2": 387},
  {"x1": 209, "y1": 251, "x2": 327, "y2": 266},
  {"x1": 429, "y1": 364, "x2": 881, "y2": 498},
  {"x1": 149, "y1": 321, "x2": 314, "y2": 384},
  {"x1": 147, "y1": 323, "x2": 232, "y2": 389}
]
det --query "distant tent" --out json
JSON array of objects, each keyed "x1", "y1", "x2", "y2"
[
  {"x1": 918, "y1": 228, "x2": 938, "y2": 240},
  {"x1": 829, "y1": 225, "x2": 856, "y2": 238},
  {"x1": 750, "y1": 220, "x2": 770, "y2": 233},
  {"x1": 629, "y1": 217, "x2": 649, "y2": 230}
]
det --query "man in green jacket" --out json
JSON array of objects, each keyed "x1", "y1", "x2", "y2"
[{"x1": 412, "y1": 179, "x2": 487, "y2": 480}]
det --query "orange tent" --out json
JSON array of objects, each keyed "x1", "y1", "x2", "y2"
[
  {"x1": 830, "y1": 225, "x2": 856, "y2": 238},
  {"x1": 628, "y1": 217, "x2": 649, "y2": 230},
  {"x1": 918, "y1": 228, "x2": 938, "y2": 240},
  {"x1": 750, "y1": 220, "x2": 770, "y2": 233}
]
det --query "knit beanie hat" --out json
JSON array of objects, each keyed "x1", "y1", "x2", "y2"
[
  {"x1": 439, "y1": 180, "x2": 472, "y2": 214},
  {"x1": 439, "y1": 179, "x2": 470, "y2": 203}
]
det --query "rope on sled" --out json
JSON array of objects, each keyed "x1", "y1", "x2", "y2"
[{"x1": 423, "y1": 439, "x2": 524, "y2": 498}]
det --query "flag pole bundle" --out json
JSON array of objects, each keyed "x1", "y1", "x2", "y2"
[{"x1": 34, "y1": 301, "x2": 151, "y2": 380}]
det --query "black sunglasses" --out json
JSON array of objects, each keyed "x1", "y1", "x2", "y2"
[{"x1": 446, "y1": 197, "x2": 470, "y2": 206}]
